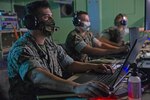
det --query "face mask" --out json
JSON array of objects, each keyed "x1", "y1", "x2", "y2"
[
  {"x1": 38, "y1": 18, "x2": 56, "y2": 36},
  {"x1": 80, "y1": 21, "x2": 91, "y2": 31}
]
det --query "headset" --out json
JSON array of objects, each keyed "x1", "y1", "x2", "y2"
[
  {"x1": 23, "y1": 14, "x2": 60, "y2": 31},
  {"x1": 72, "y1": 11, "x2": 81, "y2": 26},
  {"x1": 114, "y1": 13, "x2": 127, "y2": 26},
  {"x1": 23, "y1": 14, "x2": 39, "y2": 30},
  {"x1": 72, "y1": 11, "x2": 84, "y2": 26}
]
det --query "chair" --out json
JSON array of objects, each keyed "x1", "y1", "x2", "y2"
[{"x1": 0, "y1": 69, "x2": 10, "y2": 100}]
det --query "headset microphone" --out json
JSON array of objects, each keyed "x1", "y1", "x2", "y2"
[{"x1": 54, "y1": 26, "x2": 60, "y2": 31}]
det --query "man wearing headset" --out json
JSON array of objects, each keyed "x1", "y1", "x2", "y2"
[
  {"x1": 65, "y1": 11, "x2": 128, "y2": 62},
  {"x1": 99, "y1": 13, "x2": 129, "y2": 46},
  {"x1": 99, "y1": 13, "x2": 150, "y2": 46},
  {"x1": 7, "y1": 1, "x2": 114, "y2": 100}
]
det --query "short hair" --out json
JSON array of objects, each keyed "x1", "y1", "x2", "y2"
[
  {"x1": 25, "y1": 0, "x2": 50, "y2": 16},
  {"x1": 73, "y1": 11, "x2": 88, "y2": 19}
]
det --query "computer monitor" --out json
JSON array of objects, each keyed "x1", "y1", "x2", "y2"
[
  {"x1": 144, "y1": 0, "x2": 150, "y2": 30},
  {"x1": 129, "y1": 27, "x2": 140, "y2": 48}
]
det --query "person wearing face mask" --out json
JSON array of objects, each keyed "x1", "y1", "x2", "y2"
[
  {"x1": 99, "y1": 13, "x2": 150, "y2": 47},
  {"x1": 65, "y1": 11, "x2": 128, "y2": 62},
  {"x1": 7, "y1": 1, "x2": 117, "y2": 100},
  {"x1": 99, "y1": 13, "x2": 129, "y2": 46}
]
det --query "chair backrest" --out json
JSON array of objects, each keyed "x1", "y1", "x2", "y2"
[{"x1": 0, "y1": 69, "x2": 10, "y2": 100}]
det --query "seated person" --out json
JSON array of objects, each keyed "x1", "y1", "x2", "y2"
[
  {"x1": 99, "y1": 13, "x2": 150, "y2": 46},
  {"x1": 7, "y1": 1, "x2": 113, "y2": 100},
  {"x1": 65, "y1": 11, "x2": 128, "y2": 62}
]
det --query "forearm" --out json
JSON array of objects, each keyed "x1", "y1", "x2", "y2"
[
  {"x1": 101, "y1": 42, "x2": 119, "y2": 49},
  {"x1": 94, "y1": 38, "x2": 119, "y2": 49},
  {"x1": 139, "y1": 27, "x2": 150, "y2": 33},
  {"x1": 28, "y1": 68, "x2": 79, "y2": 92},
  {"x1": 83, "y1": 46, "x2": 120, "y2": 56},
  {"x1": 67, "y1": 61, "x2": 98, "y2": 73},
  {"x1": 100, "y1": 38, "x2": 120, "y2": 47}
]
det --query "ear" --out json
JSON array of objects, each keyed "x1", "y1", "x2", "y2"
[{"x1": 23, "y1": 14, "x2": 38, "y2": 30}]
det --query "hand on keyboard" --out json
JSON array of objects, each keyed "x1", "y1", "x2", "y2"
[
  {"x1": 89, "y1": 68, "x2": 113, "y2": 75},
  {"x1": 91, "y1": 64, "x2": 114, "y2": 74},
  {"x1": 73, "y1": 81, "x2": 111, "y2": 97},
  {"x1": 106, "y1": 69, "x2": 113, "y2": 74}
]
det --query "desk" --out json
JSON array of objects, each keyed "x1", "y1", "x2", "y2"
[
  {"x1": 37, "y1": 40, "x2": 150, "y2": 100},
  {"x1": 36, "y1": 81, "x2": 150, "y2": 100}
]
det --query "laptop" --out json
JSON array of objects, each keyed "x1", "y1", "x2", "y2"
[
  {"x1": 73, "y1": 34, "x2": 148, "y2": 91},
  {"x1": 36, "y1": 35, "x2": 148, "y2": 99}
]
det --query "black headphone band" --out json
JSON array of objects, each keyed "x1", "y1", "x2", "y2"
[
  {"x1": 23, "y1": 14, "x2": 39, "y2": 30},
  {"x1": 73, "y1": 11, "x2": 82, "y2": 26}
]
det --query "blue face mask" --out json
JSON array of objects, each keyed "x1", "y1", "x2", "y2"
[
  {"x1": 121, "y1": 16, "x2": 128, "y2": 26},
  {"x1": 81, "y1": 21, "x2": 91, "y2": 31}
]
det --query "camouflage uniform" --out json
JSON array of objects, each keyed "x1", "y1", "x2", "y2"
[
  {"x1": 101, "y1": 26, "x2": 129, "y2": 43},
  {"x1": 7, "y1": 32, "x2": 74, "y2": 100},
  {"x1": 65, "y1": 29, "x2": 96, "y2": 62}
]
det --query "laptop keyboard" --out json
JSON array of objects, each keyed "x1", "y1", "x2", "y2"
[{"x1": 93, "y1": 67, "x2": 121, "y2": 86}]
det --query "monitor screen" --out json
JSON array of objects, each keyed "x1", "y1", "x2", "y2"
[{"x1": 144, "y1": 0, "x2": 150, "y2": 30}]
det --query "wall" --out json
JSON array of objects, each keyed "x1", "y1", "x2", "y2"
[
  {"x1": 50, "y1": 0, "x2": 87, "y2": 43},
  {"x1": 101, "y1": 0, "x2": 144, "y2": 30},
  {"x1": 100, "y1": 0, "x2": 145, "y2": 41}
]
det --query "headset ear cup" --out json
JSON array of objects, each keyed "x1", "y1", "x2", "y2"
[
  {"x1": 72, "y1": 17, "x2": 78, "y2": 26},
  {"x1": 73, "y1": 11, "x2": 82, "y2": 26},
  {"x1": 23, "y1": 14, "x2": 38, "y2": 30},
  {"x1": 73, "y1": 17, "x2": 81, "y2": 26}
]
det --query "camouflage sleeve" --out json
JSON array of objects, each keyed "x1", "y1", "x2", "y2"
[
  {"x1": 101, "y1": 28, "x2": 111, "y2": 39},
  {"x1": 8, "y1": 46, "x2": 42, "y2": 80},
  {"x1": 74, "y1": 34, "x2": 87, "y2": 53},
  {"x1": 57, "y1": 45, "x2": 74, "y2": 68}
]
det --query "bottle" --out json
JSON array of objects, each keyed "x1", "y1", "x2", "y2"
[{"x1": 128, "y1": 63, "x2": 141, "y2": 100}]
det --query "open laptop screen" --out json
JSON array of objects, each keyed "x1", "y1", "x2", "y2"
[
  {"x1": 73, "y1": 35, "x2": 148, "y2": 91},
  {"x1": 113, "y1": 34, "x2": 148, "y2": 89}
]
